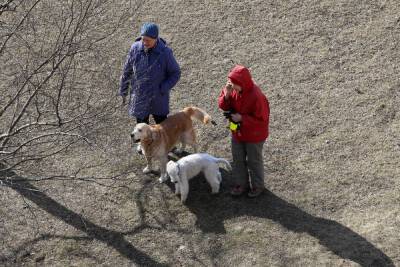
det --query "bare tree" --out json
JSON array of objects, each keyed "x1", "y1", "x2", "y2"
[{"x1": 0, "y1": 0, "x2": 139, "y2": 179}]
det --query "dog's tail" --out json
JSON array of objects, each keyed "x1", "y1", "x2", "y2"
[
  {"x1": 215, "y1": 158, "x2": 232, "y2": 171},
  {"x1": 183, "y1": 106, "x2": 215, "y2": 125}
]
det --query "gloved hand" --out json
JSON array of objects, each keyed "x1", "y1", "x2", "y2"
[{"x1": 231, "y1": 113, "x2": 242, "y2": 123}]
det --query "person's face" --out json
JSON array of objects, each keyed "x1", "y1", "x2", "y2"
[
  {"x1": 142, "y1": 36, "x2": 157, "y2": 49},
  {"x1": 228, "y1": 78, "x2": 242, "y2": 92}
]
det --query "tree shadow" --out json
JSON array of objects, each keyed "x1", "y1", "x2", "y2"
[
  {"x1": 1, "y1": 170, "x2": 167, "y2": 267},
  {"x1": 176, "y1": 169, "x2": 394, "y2": 267},
  {"x1": 0, "y1": 234, "x2": 100, "y2": 264}
]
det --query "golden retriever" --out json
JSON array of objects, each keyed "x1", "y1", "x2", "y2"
[{"x1": 131, "y1": 106, "x2": 214, "y2": 182}]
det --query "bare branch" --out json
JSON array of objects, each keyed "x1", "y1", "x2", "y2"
[
  {"x1": 1, "y1": 0, "x2": 138, "y2": 181},
  {"x1": 0, "y1": 0, "x2": 41, "y2": 55}
]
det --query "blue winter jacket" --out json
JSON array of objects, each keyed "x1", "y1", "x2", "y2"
[{"x1": 119, "y1": 37, "x2": 181, "y2": 119}]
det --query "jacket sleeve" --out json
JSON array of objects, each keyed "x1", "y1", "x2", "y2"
[
  {"x1": 218, "y1": 88, "x2": 231, "y2": 111},
  {"x1": 241, "y1": 95, "x2": 269, "y2": 130},
  {"x1": 160, "y1": 49, "x2": 181, "y2": 92},
  {"x1": 119, "y1": 46, "x2": 135, "y2": 96}
]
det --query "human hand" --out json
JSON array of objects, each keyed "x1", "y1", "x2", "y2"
[
  {"x1": 231, "y1": 113, "x2": 242, "y2": 123},
  {"x1": 224, "y1": 81, "x2": 233, "y2": 98}
]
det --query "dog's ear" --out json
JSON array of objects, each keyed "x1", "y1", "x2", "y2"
[
  {"x1": 175, "y1": 163, "x2": 182, "y2": 182},
  {"x1": 166, "y1": 160, "x2": 174, "y2": 171},
  {"x1": 170, "y1": 161, "x2": 180, "y2": 182},
  {"x1": 166, "y1": 161, "x2": 176, "y2": 181}
]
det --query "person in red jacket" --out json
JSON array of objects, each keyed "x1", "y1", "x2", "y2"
[{"x1": 218, "y1": 65, "x2": 270, "y2": 197}]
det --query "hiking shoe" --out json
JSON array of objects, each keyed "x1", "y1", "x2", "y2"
[
  {"x1": 247, "y1": 187, "x2": 264, "y2": 198},
  {"x1": 230, "y1": 185, "x2": 245, "y2": 196}
]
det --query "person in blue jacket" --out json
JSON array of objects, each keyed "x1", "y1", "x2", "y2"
[{"x1": 119, "y1": 22, "x2": 181, "y2": 125}]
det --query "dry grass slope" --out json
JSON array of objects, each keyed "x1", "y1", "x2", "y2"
[{"x1": 1, "y1": 0, "x2": 399, "y2": 266}]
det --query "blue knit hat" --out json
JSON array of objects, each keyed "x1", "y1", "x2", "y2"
[{"x1": 140, "y1": 23, "x2": 159, "y2": 39}]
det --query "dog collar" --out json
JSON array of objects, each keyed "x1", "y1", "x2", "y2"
[{"x1": 142, "y1": 137, "x2": 153, "y2": 145}]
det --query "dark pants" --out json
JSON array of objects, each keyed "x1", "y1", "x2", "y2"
[
  {"x1": 136, "y1": 114, "x2": 167, "y2": 124},
  {"x1": 231, "y1": 139, "x2": 265, "y2": 190}
]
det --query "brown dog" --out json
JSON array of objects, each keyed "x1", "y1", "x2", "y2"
[{"x1": 131, "y1": 106, "x2": 214, "y2": 183}]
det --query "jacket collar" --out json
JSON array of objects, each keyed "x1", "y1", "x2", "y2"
[{"x1": 136, "y1": 37, "x2": 166, "y2": 54}]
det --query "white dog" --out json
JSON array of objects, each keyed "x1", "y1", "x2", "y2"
[{"x1": 166, "y1": 153, "x2": 232, "y2": 203}]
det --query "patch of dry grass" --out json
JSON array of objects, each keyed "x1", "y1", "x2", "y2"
[{"x1": 1, "y1": 0, "x2": 399, "y2": 266}]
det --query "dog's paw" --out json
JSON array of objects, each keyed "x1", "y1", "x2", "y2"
[
  {"x1": 211, "y1": 187, "x2": 220, "y2": 194},
  {"x1": 143, "y1": 166, "x2": 151, "y2": 174}
]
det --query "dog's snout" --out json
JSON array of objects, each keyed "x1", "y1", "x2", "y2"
[{"x1": 130, "y1": 132, "x2": 135, "y2": 137}]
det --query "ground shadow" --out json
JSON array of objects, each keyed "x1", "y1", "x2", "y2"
[
  {"x1": 0, "y1": 234, "x2": 99, "y2": 264},
  {"x1": 175, "y1": 169, "x2": 394, "y2": 267},
  {"x1": 1, "y1": 170, "x2": 167, "y2": 267}
]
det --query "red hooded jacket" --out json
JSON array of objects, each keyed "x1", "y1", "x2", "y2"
[{"x1": 218, "y1": 65, "x2": 270, "y2": 143}]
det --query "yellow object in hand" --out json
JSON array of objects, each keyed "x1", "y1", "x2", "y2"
[{"x1": 229, "y1": 122, "x2": 238, "y2": 131}]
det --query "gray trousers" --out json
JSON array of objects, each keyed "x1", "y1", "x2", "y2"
[{"x1": 231, "y1": 139, "x2": 265, "y2": 189}]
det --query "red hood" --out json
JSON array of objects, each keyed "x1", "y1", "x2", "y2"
[{"x1": 228, "y1": 65, "x2": 254, "y2": 91}]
